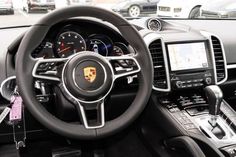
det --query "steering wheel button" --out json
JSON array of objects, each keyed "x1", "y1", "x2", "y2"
[{"x1": 38, "y1": 63, "x2": 49, "y2": 70}]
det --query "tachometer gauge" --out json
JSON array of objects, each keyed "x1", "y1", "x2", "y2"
[
  {"x1": 111, "y1": 42, "x2": 129, "y2": 56},
  {"x1": 88, "y1": 34, "x2": 113, "y2": 56},
  {"x1": 56, "y1": 31, "x2": 86, "y2": 58}
]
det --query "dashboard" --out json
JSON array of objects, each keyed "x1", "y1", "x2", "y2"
[
  {"x1": 0, "y1": 17, "x2": 229, "y2": 94},
  {"x1": 31, "y1": 20, "x2": 133, "y2": 59}
]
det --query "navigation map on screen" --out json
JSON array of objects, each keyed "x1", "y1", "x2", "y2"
[{"x1": 168, "y1": 42, "x2": 208, "y2": 71}]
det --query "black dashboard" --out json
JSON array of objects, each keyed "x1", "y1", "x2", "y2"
[
  {"x1": 0, "y1": 17, "x2": 231, "y2": 95},
  {"x1": 0, "y1": 17, "x2": 230, "y2": 93},
  {"x1": 31, "y1": 20, "x2": 132, "y2": 59},
  {"x1": 32, "y1": 17, "x2": 227, "y2": 94}
]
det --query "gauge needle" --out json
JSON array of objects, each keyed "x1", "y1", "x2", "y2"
[{"x1": 58, "y1": 47, "x2": 71, "y2": 54}]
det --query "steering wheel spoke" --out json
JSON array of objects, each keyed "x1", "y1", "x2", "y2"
[
  {"x1": 32, "y1": 58, "x2": 68, "y2": 82},
  {"x1": 105, "y1": 55, "x2": 141, "y2": 80},
  {"x1": 76, "y1": 100, "x2": 105, "y2": 129}
]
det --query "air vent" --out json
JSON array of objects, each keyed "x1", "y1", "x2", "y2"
[
  {"x1": 147, "y1": 18, "x2": 162, "y2": 31},
  {"x1": 211, "y1": 36, "x2": 227, "y2": 83},
  {"x1": 149, "y1": 39, "x2": 169, "y2": 91}
]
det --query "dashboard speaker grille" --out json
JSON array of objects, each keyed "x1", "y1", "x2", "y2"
[
  {"x1": 211, "y1": 36, "x2": 226, "y2": 83},
  {"x1": 149, "y1": 39, "x2": 168, "y2": 89}
]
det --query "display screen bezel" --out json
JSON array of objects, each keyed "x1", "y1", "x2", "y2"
[{"x1": 166, "y1": 41, "x2": 210, "y2": 72}]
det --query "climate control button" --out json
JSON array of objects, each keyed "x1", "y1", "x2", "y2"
[{"x1": 176, "y1": 81, "x2": 183, "y2": 88}]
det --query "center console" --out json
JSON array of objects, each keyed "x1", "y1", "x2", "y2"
[
  {"x1": 145, "y1": 30, "x2": 235, "y2": 156},
  {"x1": 159, "y1": 89, "x2": 236, "y2": 157}
]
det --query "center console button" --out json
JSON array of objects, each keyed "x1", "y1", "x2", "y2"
[
  {"x1": 184, "y1": 124, "x2": 196, "y2": 130},
  {"x1": 197, "y1": 79, "x2": 203, "y2": 82},
  {"x1": 193, "y1": 79, "x2": 198, "y2": 82},
  {"x1": 176, "y1": 81, "x2": 183, "y2": 88},
  {"x1": 205, "y1": 77, "x2": 212, "y2": 85},
  {"x1": 187, "y1": 84, "x2": 192, "y2": 88},
  {"x1": 169, "y1": 107, "x2": 180, "y2": 113},
  {"x1": 187, "y1": 80, "x2": 192, "y2": 83}
]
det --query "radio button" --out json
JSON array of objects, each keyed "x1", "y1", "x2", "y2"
[
  {"x1": 176, "y1": 81, "x2": 183, "y2": 88},
  {"x1": 187, "y1": 80, "x2": 192, "y2": 83},
  {"x1": 187, "y1": 84, "x2": 193, "y2": 88},
  {"x1": 193, "y1": 80, "x2": 198, "y2": 83},
  {"x1": 205, "y1": 77, "x2": 212, "y2": 85},
  {"x1": 197, "y1": 79, "x2": 203, "y2": 82}
]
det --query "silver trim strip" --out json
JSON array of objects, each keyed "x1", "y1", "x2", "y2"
[
  {"x1": 143, "y1": 33, "x2": 171, "y2": 92},
  {"x1": 200, "y1": 31, "x2": 228, "y2": 85},
  {"x1": 227, "y1": 64, "x2": 236, "y2": 69}
]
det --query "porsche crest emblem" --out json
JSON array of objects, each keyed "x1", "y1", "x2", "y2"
[{"x1": 83, "y1": 67, "x2": 96, "y2": 83}]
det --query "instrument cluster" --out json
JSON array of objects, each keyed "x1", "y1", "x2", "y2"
[{"x1": 32, "y1": 23, "x2": 132, "y2": 59}]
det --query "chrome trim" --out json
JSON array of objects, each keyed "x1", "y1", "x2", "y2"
[
  {"x1": 32, "y1": 57, "x2": 68, "y2": 81},
  {"x1": 195, "y1": 115, "x2": 236, "y2": 147},
  {"x1": 0, "y1": 76, "x2": 16, "y2": 101},
  {"x1": 72, "y1": 59, "x2": 107, "y2": 93},
  {"x1": 200, "y1": 31, "x2": 228, "y2": 85},
  {"x1": 227, "y1": 64, "x2": 236, "y2": 69},
  {"x1": 147, "y1": 18, "x2": 162, "y2": 32},
  {"x1": 78, "y1": 100, "x2": 105, "y2": 129},
  {"x1": 143, "y1": 33, "x2": 171, "y2": 92}
]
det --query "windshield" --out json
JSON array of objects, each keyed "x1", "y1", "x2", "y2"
[{"x1": 0, "y1": 0, "x2": 235, "y2": 28}]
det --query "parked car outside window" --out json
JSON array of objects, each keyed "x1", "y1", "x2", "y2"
[
  {"x1": 112, "y1": 0, "x2": 160, "y2": 17},
  {"x1": 0, "y1": 0, "x2": 14, "y2": 14}
]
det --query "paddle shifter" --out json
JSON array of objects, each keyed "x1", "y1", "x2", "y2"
[{"x1": 205, "y1": 85, "x2": 223, "y2": 127}]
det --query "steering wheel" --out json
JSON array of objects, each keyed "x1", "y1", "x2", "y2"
[{"x1": 16, "y1": 6, "x2": 153, "y2": 140}]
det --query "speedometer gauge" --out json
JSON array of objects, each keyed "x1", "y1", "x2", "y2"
[{"x1": 56, "y1": 31, "x2": 86, "y2": 58}]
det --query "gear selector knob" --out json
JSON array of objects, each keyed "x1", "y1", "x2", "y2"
[
  {"x1": 205, "y1": 85, "x2": 223, "y2": 126},
  {"x1": 205, "y1": 85, "x2": 223, "y2": 115}
]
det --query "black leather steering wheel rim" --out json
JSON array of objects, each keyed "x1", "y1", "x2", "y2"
[{"x1": 16, "y1": 6, "x2": 153, "y2": 140}]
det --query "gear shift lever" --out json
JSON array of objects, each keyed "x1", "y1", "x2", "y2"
[{"x1": 204, "y1": 85, "x2": 223, "y2": 127}]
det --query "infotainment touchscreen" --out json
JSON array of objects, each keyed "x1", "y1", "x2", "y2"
[{"x1": 167, "y1": 42, "x2": 208, "y2": 71}]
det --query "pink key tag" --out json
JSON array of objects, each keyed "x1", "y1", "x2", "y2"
[{"x1": 9, "y1": 96, "x2": 23, "y2": 121}]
